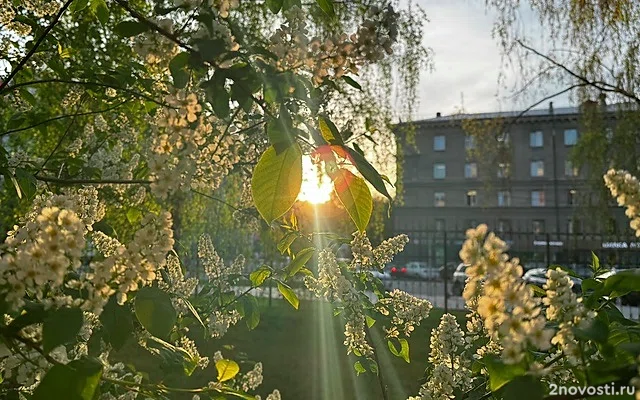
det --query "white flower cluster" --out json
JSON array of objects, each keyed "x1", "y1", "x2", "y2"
[
  {"x1": 149, "y1": 91, "x2": 240, "y2": 198},
  {"x1": 159, "y1": 254, "x2": 198, "y2": 314},
  {"x1": 543, "y1": 268, "x2": 595, "y2": 363},
  {"x1": 0, "y1": 0, "x2": 60, "y2": 36},
  {"x1": 604, "y1": 169, "x2": 640, "y2": 236},
  {"x1": 460, "y1": 224, "x2": 554, "y2": 364},
  {"x1": 305, "y1": 249, "x2": 373, "y2": 356},
  {"x1": 269, "y1": 5, "x2": 399, "y2": 84},
  {"x1": 83, "y1": 212, "x2": 175, "y2": 311},
  {"x1": 350, "y1": 231, "x2": 408, "y2": 270},
  {"x1": 255, "y1": 389, "x2": 281, "y2": 400},
  {"x1": 241, "y1": 362, "x2": 263, "y2": 392},
  {"x1": 0, "y1": 202, "x2": 93, "y2": 310},
  {"x1": 376, "y1": 289, "x2": 432, "y2": 338},
  {"x1": 197, "y1": 234, "x2": 244, "y2": 338},
  {"x1": 179, "y1": 336, "x2": 209, "y2": 369},
  {"x1": 409, "y1": 314, "x2": 472, "y2": 400}
]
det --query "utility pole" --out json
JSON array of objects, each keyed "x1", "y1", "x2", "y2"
[{"x1": 550, "y1": 102, "x2": 561, "y2": 236}]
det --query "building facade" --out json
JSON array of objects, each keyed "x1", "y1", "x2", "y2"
[{"x1": 392, "y1": 104, "x2": 637, "y2": 267}]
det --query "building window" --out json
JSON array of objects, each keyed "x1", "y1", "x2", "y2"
[
  {"x1": 434, "y1": 192, "x2": 446, "y2": 207},
  {"x1": 567, "y1": 218, "x2": 582, "y2": 234},
  {"x1": 530, "y1": 160, "x2": 545, "y2": 177},
  {"x1": 497, "y1": 219, "x2": 511, "y2": 233},
  {"x1": 532, "y1": 219, "x2": 545, "y2": 234},
  {"x1": 568, "y1": 189, "x2": 577, "y2": 206},
  {"x1": 434, "y1": 135, "x2": 446, "y2": 151},
  {"x1": 531, "y1": 190, "x2": 545, "y2": 207},
  {"x1": 466, "y1": 219, "x2": 478, "y2": 228},
  {"x1": 465, "y1": 163, "x2": 478, "y2": 178},
  {"x1": 565, "y1": 160, "x2": 579, "y2": 177},
  {"x1": 435, "y1": 219, "x2": 445, "y2": 232},
  {"x1": 433, "y1": 163, "x2": 446, "y2": 179},
  {"x1": 497, "y1": 163, "x2": 511, "y2": 178},
  {"x1": 466, "y1": 190, "x2": 477, "y2": 206},
  {"x1": 497, "y1": 191, "x2": 511, "y2": 207},
  {"x1": 465, "y1": 135, "x2": 476, "y2": 150},
  {"x1": 564, "y1": 129, "x2": 578, "y2": 146},
  {"x1": 530, "y1": 131, "x2": 543, "y2": 147}
]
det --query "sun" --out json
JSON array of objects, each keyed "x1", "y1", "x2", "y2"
[{"x1": 298, "y1": 156, "x2": 333, "y2": 204}]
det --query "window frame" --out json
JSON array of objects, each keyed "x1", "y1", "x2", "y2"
[
  {"x1": 466, "y1": 190, "x2": 478, "y2": 207},
  {"x1": 530, "y1": 160, "x2": 545, "y2": 177},
  {"x1": 433, "y1": 163, "x2": 446, "y2": 179},
  {"x1": 434, "y1": 192, "x2": 446, "y2": 207},
  {"x1": 497, "y1": 191, "x2": 511, "y2": 207},
  {"x1": 563, "y1": 129, "x2": 578, "y2": 146},
  {"x1": 531, "y1": 190, "x2": 546, "y2": 207},
  {"x1": 530, "y1": 131, "x2": 544, "y2": 147},
  {"x1": 464, "y1": 162, "x2": 478, "y2": 179},
  {"x1": 433, "y1": 135, "x2": 446, "y2": 151}
]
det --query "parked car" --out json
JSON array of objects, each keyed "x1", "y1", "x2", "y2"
[
  {"x1": 450, "y1": 263, "x2": 468, "y2": 296},
  {"x1": 371, "y1": 269, "x2": 392, "y2": 280},
  {"x1": 405, "y1": 261, "x2": 440, "y2": 280},
  {"x1": 523, "y1": 268, "x2": 582, "y2": 293}
]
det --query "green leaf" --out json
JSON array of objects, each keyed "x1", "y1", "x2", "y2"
[
  {"x1": 387, "y1": 339, "x2": 400, "y2": 356},
  {"x1": 99, "y1": 296, "x2": 133, "y2": 350},
  {"x1": 318, "y1": 115, "x2": 343, "y2": 145},
  {"x1": 71, "y1": 0, "x2": 90, "y2": 13},
  {"x1": 251, "y1": 144, "x2": 303, "y2": 224},
  {"x1": 590, "y1": 251, "x2": 600, "y2": 273},
  {"x1": 277, "y1": 231, "x2": 298, "y2": 254},
  {"x1": 316, "y1": 0, "x2": 335, "y2": 16},
  {"x1": 7, "y1": 303, "x2": 47, "y2": 333},
  {"x1": 365, "y1": 315, "x2": 376, "y2": 328},
  {"x1": 332, "y1": 169, "x2": 372, "y2": 232},
  {"x1": 250, "y1": 265, "x2": 272, "y2": 286},
  {"x1": 32, "y1": 357, "x2": 102, "y2": 400},
  {"x1": 484, "y1": 355, "x2": 526, "y2": 392},
  {"x1": 502, "y1": 376, "x2": 545, "y2": 400},
  {"x1": 277, "y1": 282, "x2": 299, "y2": 309},
  {"x1": 354, "y1": 361, "x2": 366, "y2": 375},
  {"x1": 344, "y1": 146, "x2": 393, "y2": 201},
  {"x1": 183, "y1": 298, "x2": 207, "y2": 332},
  {"x1": 114, "y1": 21, "x2": 149, "y2": 37},
  {"x1": 266, "y1": 0, "x2": 284, "y2": 13},
  {"x1": 574, "y1": 316, "x2": 609, "y2": 344},
  {"x1": 241, "y1": 295, "x2": 260, "y2": 330},
  {"x1": 286, "y1": 247, "x2": 315, "y2": 277},
  {"x1": 126, "y1": 208, "x2": 142, "y2": 225},
  {"x1": 342, "y1": 75, "x2": 361, "y2": 90},
  {"x1": 282, "y1": 0, "x2": 302, "y2": 11},
  {"x1": 267, "y1": 115, "x2": 295, "y2": 148},
  {"x1": 216, "y1": 359, "x2": 240, "y2": 382},
  {"x1": 93, "y1": 0, "x2": 109, "y2": 24},
  {"x1": 602, "y1": 269, "x2": 640, "y2": 298},
  {"x1": 398, "y1": 338, "x2": 410, "y2": 363},
  {"x1": 15, "y1": 169, "x2": 37, "y2": 201},
  {"x1": 42, "y1": 307, "x2": 83, "y2": 353},
  {"x1": 169, "y1": 52, "x2": 190, "y2": 89},
  {"x1": 134, "y1": 287, "x2": 177, "y2": 339}
]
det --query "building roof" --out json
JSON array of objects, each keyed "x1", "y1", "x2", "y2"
[{"x1": 407, "y1": 103, "x2": 635, "y2": 125}]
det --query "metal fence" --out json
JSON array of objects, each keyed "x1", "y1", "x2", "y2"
[{"x1": 395, "y1": 229, "x2": 640, "y2": 271}]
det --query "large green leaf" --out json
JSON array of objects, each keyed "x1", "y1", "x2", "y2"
[
  {"x1": 42, "y1": 307, "x2": 84, "y2": 353},
  {"x1": 134, "y1": 287, "x2": 177, "y2": 339},
  {"x1": 251, "y1": 144, "x2": 303, "y2": 224},
  {"x1": 344, "y1": 146, "x2": 392, "y2": 201},
  {"x1": 602, "y1": 269, "x2": 640, "y2": 298},
  {"x1": 266, "y1": 0, "x2": 284, "y2": 13},
  {"x1": 286, "y1": 247, "x2": 315, "y2": 277},
  {"x1": 332, "y1": 169, "x2": 372, "y2": 232},
  {"x1": 114, "y1": 21, "x2": 149, "y2": 37},
  {"x1": 318, "y1": 115, "x2": 343, "y2": 145},
  {"x1": 99, "y1": 296, "x2": 134, "y2": 350},
  {"x1": 169, "y1": 52, "x2": 190, "y2": 89},
  {"x1": 484, "y1": 355, "x2": 526, "y2": 392},
  {"x1": 277, "y1": 282, "x2": 299, "y2": 309},
  {"x1": 502, "y1": 376, "x2": 545, "y2": 400},
  {"x1": 32, "y1": 357, "x2": 102, "y2": 400},
  {"x1": 316, "y1": 0, "x2": 335, "y2": 16},
  {"x1": 216, "y1": 359, "x2": 240, "y2": 382},
  {"x1": 250, "y1": 265, "x2": 272, "y2": 286}
]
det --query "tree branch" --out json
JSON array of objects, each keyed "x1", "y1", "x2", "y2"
[
  {"x1": 1, "y1": 100, "x2": 130, "y2": 137},
  {"x1": 0, "y1": 0, "x2": 75, "y2": 93},
  {"x1": 516, "y1": 40, "x2": 640, "y2": 104},
  {"x1": 33, "y1": 176, "x2": 152, "y2": 185},
  {"x1": 4, "y1": 79, "x2": 169, "y2": 107}
]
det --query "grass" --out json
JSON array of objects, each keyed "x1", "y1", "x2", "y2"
[{"x1": 114, "y1": 299, "x2": 466, "y2": 400}]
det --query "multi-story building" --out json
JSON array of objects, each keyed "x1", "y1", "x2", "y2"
[{"x1": 393, "y1": 103, "x2": 636, "y2": 268}]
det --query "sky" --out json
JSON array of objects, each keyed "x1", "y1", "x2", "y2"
[{"x1": 407, "y1": 0, "x2": 572, "y2": 121}]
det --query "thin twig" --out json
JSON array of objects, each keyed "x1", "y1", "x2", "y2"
[
  {"x1": 1, "y1": 100, "x2": 130, "y2": 136},
  {"x1": 33, "y1": 176, "x2": 152, "y2": 185},
  {"x1": 4, "y1": 79, "x2": 168, "y2": 107},
  {"x1": 0, "y1": 0, "x2": 74, "y2": 93},
  {"x1": 37, "y1": 98, "x2": 86, "y2": 175}
]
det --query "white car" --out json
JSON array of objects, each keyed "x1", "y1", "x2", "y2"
[{"x1": 404, "y1": 262, "x2": 440, "y2": 280}]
